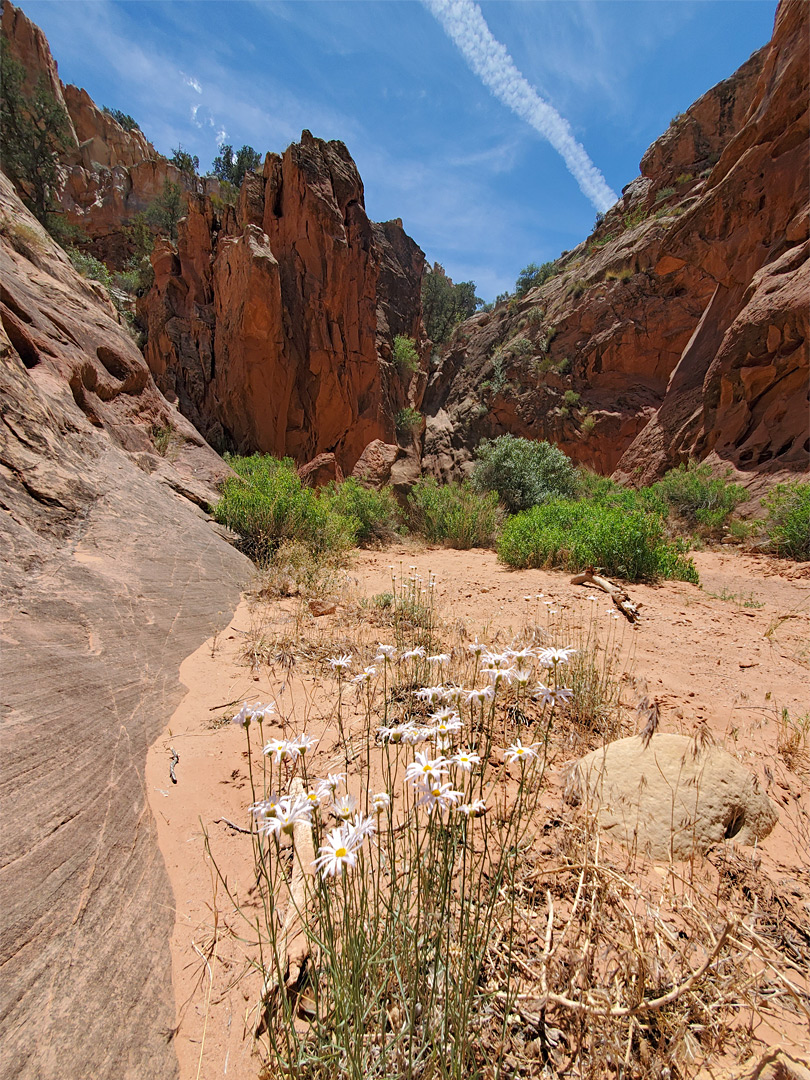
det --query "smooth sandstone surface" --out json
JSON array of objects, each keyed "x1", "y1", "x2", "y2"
[
  {"x1": 0, "y1": 175, "x2": 251, "y2": 1078},
  {"x1": 574, "y1": 734, "x2": 779, "y2": 860}
]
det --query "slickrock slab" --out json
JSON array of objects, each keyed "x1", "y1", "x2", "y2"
[
  {"x1": 0, "y1": 175, "x2": 251, "y2": 1078},
  {"x1": 572, "y1": 734, "x2": 779, "y2": 860}
]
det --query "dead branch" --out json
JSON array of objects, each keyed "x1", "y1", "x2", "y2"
[{"x1": 570, "y1": 567, "x2": 640, "y2": 623}]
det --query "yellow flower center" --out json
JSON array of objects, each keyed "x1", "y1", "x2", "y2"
[{"x1": 335, "y1": 847, "x2": 348, "y2": 859}]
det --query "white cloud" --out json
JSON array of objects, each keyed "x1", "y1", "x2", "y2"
[
  {"x1": 423, "y1": 0, "x2": 618, "y2": 212},
  {"x1": 182, "y1": 73, "x2": 203, "y2": 94}
]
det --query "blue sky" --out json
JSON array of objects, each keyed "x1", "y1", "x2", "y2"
[{"x1": 24, "y1": 0, "x2": 776, "y2": 300}]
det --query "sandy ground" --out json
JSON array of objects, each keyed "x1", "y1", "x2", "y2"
[{"x1": 145, "y1": 546, "x2": 809, "y2": 1080}]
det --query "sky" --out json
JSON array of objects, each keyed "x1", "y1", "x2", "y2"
[{"x1": 23, "y1": 0, "x2": 777, "y2": 301}]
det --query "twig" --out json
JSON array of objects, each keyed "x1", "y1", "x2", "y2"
[
  {"x1": 169, "y1": 747, "x2": 179, "y2": 784},
  {"x1": 214, "y1": 817, "x2": 253, "y2": 835}
]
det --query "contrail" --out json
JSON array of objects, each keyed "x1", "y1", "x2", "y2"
[{"x1": 424, "y1": 0, "x2": 618, "y2": 212}]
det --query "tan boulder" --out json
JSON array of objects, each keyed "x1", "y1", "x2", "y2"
[
  {"x1": 571, "y1": 734, "x2": 778, "y2": 860},
  {"x1": 298, "y1": 452, "x2": 343, "y2": 487},
  {"x1": 351, "y1": 439, "x2": 401, "y2": 487}
]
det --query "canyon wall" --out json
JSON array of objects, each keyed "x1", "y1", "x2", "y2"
[{"x1": 423, "y1": 0, "x2": 808, "y2": 486}]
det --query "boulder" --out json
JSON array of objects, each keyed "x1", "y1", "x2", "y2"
[
  {"x1": 298, "y1": 451, "x2": 343, "y2": 487},
  {"x1": 351, "y1": 439, "x2": 401, "y2": 487},
  {"x1": 570, "y1": 734, "x2": 778, "y2": 860}
]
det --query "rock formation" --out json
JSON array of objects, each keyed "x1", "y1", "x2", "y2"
[
  {"x1": 139, "y1": 134, "x2": 427, "y2": 471},
  {"x1": 0, "y1": 174, "x2": 251, "y2": 1078},
  {"x1": 423, "y1": 0, "x2": 808, "y2": 486},
  {"x1": 571, "y1": 734, "x2": 779, "y2": 860}
]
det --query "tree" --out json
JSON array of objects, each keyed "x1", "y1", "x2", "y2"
[
  {"x1": 0, "y1": 42, "x2": 71, "y2": 225},
  {"x1": 103, "y1": 107, "x2": 140, "y2": 132},
  {"x1": 514, "y1": 261, "x2": 557, "y2": 298},
  {"x1": 170, "y1": 144, "x2": 199, "y2": 175},
  {"x1": 212, "y1": 143, "x2": 261, "y2": 187},
  {"x1": 145, "y1": 180, "x2": 185, "y2": 241},
  {"x1": 472, "y1": 435, "x2": 578, "y2": 514},
  {"x1": 421, "y1": 263, "x2": 483, "y2": 345}
]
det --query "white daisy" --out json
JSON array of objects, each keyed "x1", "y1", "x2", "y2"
[
  {"x1": 450, "y1": 749, "x2": 481, "y2": 772},
  {"x1": 313, "y1": 827, "x2": 358, "y2": 877},
  {"x1": 331, "y1": 793, "x2": 357, "y2": 821},
  {"x1": 372, "y1": 791, "x2": 391, "y2": 813},
  {"x1": 466, "y1": 686, "x2": 494, "y2": 705},
  {"x1": 415, "y1": 780, "x2": 463, "y2": 814},
  {"x1": 405, "y1": 751, "x2": 448, "y2": 785},
  {"x1": 328, "y1": 654, "x2": 353, "y2": 672},
  {"x1": 457, "y1": 799, "x2": 487, "y2": 817},
  {"x1": 415, "y1": 685, "x2": 445, "y2": 704},
  {"x1": 533, "y1": 683, "x2": 554, "y2": 706},
  {"x1": 504, "y1": 740, "x2": 540, "y2": 764}
]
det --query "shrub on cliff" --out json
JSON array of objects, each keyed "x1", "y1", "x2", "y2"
[
  {"x1": 514, "y1": 261, "x2": 557, "y2": 298},
  {"x1": 215, "y1": 455, "x2": 355, "y2": 563},
  {"x1": 498, "y1": 500, "x2": 698, "y2": 583},
  {"x1": 212, "y1": 143, "x2": 262, "y2": 187},
  {"x1": 472, "y1": 435, "x2": 578, "y2": 514},
  {"x1": 145, "y1": 180, "x2": 185, "y2": 241},
  {"x1": 0, "y1": 42, "x2": 71, "y2": 227},
  {"x1": 421, "y1": 263, "x2": 483, "y2": 344},
  {"x1": 392, "y1": 335, "x2": 420, "y2": 374},
  {"x1": 407, "y1": 477, "x2": 501, "y2": 549},
  {"x1": 763, "y1": 481, "x2": 810, "y2": 560}
]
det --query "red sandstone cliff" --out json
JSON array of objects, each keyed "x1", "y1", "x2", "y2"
[{"x1": 423, "y1": 0, "x2": 808, "y2": 486}]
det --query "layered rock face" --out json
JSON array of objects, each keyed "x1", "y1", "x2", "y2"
[
  {"x1": 424, "y1": 0, "x2": 808, "y2": 485},
  {"x1": 140, "y1": 133, "x2": 427, "y2": 471},
  {"x1": 0, "y1": 175, "x2": 251, "y2": 1078}
]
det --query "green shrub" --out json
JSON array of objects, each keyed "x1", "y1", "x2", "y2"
[
  {"x1": 392, "y1": 334, "x2": 420, "y2": 375},
  {"x1": 563, "y1": 389, "x2": 581, "y2": 407},
  {"x1": 323, "y1": 478, "x2": 400, "y2": 546},
  {"x1": 395, "y1": 407, "x2": 422, "y2": 435},
  {"x1": 498, "y1": 499, "x2": 698, "y2": 583},
  {"x1": 103, "y1": 107, "x2": 139, "y2": 132},
  {"x1": 67, "y1": 248, "x2": 112, "y2": 289},
  {"x1": 763, "y1": 481, "x2": 810, "y2": 559},
  {"x1": 655, "y1": 186, "x2": 676, "y2": 203},
  {"x1": 514, "y1": 261, "x2": 558, "y2": 297},
  {"x1": 472, "y1": 435, "x2": 578, "y2": 514},
  {"x1": 407, "y1": 478, "x2": 501, "y2": 549},
  {"x1": 568, "y1": 279, "x2": 586, "y2": 299},
  {"x1": 507, "y1": 336, "x2": 533, "y2": 357},
  {"x1": 650, "y1": 460, "x2": 746, "y2": 536},
  {"x1": 214, "y1": 455, "x2": 355, "y2": 562},
  {"x1": 605, "y1": 266, "x2": 633, "y2": 282}
]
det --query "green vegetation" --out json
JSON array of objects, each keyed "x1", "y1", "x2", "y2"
[
  {"x1": 103, "y1": 107, "x2": 139, "y2": 131},
  {"x1": 395, "y1": 406, "x2": 422, "y2": 435},
  {"x1": 214, "y1": 455, "x2": 356, "y2": 562},
  {"x1": 655, "y1": 186, "x2": 676, "y2": 203},
  {"x1": 421, "y1": 263, "x2": 483, "y2": 344},
  {"x1": 763, "y1": 481, "x2": 810, "y2": 559},
  {"x1": 170, "y1": 144, "x2": 199, "y2": 175},
  {"x1": 568, "y1": 279, "x2": 587, "y2": 299},
  {"x1": 472, "y1": 434, "x2": 579, "y2": 514},
  {"x1": 506, "y1": 335, "x2": 532, "y2": 357},
  {"x1": 623, "y1": 207, "x2": 648, "y2": 230},
  {"x1": 650, "y1": 460, "x2": 746, "y2": 536},
  {"x1": 563, "y1": 389, "x2": 581, "y2": 407},
  {"x1": 0, "y1": 42, "x2": 71, "y2": 227},
  {"x1": 145, "y1": 180, "x2": 185, "y2": 241},
  {"x1": 67, "y1": 248, "x2": 112, "y2": 289},
  {"x1": 514, "y1": 260, "x2": 558, "y2": 298},
  {"x1": 392, "y1": 334, "x2": 420, "y2": 375},
  {"x1": 407, "y1": 478, "x2": 501, "y2": 548},
  {"x1": 498, "y1": 500, "x2": 698, "y2": 583},
  {"x1": 322, "y1": 478, "x2": 399, "y2": 546},
  {"x1": 211, "y1": 143, "x2": 262, "y2": 187},
  {"x1": 605, "y1": 266, "x2": 634, "y2": 282}
]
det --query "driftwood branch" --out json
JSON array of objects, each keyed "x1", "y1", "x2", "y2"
[
  {"x1": 256, "y1": 777, "x2": 316, "y2": 1033},
  {"x1": 570, "y1": 567, "x2": 640, "y2": 623}
]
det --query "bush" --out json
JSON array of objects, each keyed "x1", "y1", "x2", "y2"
[
  {"x1": 563, "y1": 389, "x2": 581, "y2": 407},
  {"x1": 763, "y1": 481, "x2": 810, "y2": 559},
  {"x1": 515, "y1": 261, "x2": 558, "y2": 298},
  {"x1": 396, "y1": 407, "x2": 422, "y2": 435},
  {"x1": 650, "y1": 460, "x2": 746, "y2": 536},
  {"x1": 103, "y1": 107, "x2": 139, "y2": 132},
  {"x1": 407, "y1": 478, "x2": 501, "y2": 549},
  {"x1": 472, "y1": 435, "x2": 578, "y2": 514},
  {"x1": 214, "y1": 455, "x2": 355, "y2": 563},
  {"x1": 498, "y1": 499, "x2": 698, "y2": 583},
  {"x1": 392, "y1": 335, "x2": 420, "y2": 374},
  {"x1": 67, "y1": 248, "x2": 112, "y2": 290},
  {"x1": 323, "y1": 478, "x2": 400, "y2": 546}
]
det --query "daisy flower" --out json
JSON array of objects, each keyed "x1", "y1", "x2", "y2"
[
  {"x1": 291, "y1": 732, "x2": 317, "y2": 755},
  {"x1": 468, "y1": 640, "x2": 486, "y2": 657},
  {"x1": 376, "y1": 644, "x2": 396, "y2": 659},
  {"x1": 260, "y1": 794, "x2": 312, "y2": 836},
  {"x1": 345, "y1": 812, "x2": 376, "y2": 847},
  {"x1": 415, "y1": 685, "x2": 445, "y2": 704},
  {"x1": 432, "y1": 716, "x2": 463, "y2": 739},
  {"x1": 263, "y1": 737, "x2": 296, "y2": 763},
  {"x1": 401, "y1": 646, "x2": 426, "y2": 661},
  {"x1": 372, "y1": 791, "x2": 391, "y2": 813},
  {"x1": 533, "y1": 683, "x2": 554, "y2": 707},
  {"x1": 313, "y1": 827, "x2": 358, "y2": 877},
  {"x1": 231, "y1": 702, "x2": 252, "y2": 727},
  {"x1": 351, "y1": 666, "x2": 377, "y2": 684},
  {"x1": 513, "y1": 670, "x2": 532, "y2": 686},
  {"x1": 250, "y1": 793, "x2": 282, "y2": 821},
  {"x1": 457, "y1": 799, "x2": 487, "y2": 817},
  {"x1": 328, "y1": 654, "x2": 353, "y2": 672},
  {"x1": 485, "y1": 667, "x2": 516, "y2": 688},
  {"x1": 427, "y1": 653, "x2": 451, "y2": 665},
  {"x1": 405, "y1": 751, "x2": 448, "y2": 785},
  {"x1": 441, "y1": 686, "x2": 465, "y2": 705},
  {"x1": 466, "y1": 686, "x2": 494, "y2": 705},
  {"x1": 331, "y1": 793, "x2": 357, "y2": 821},
  {"x1": 415, "y1": 781, "x2": 463, "y2": 814},
  {"x1": 316, "y1": 773, "x2": 346, "y2": 799},
  {"x1": 539, "y1": 646, "x2": 577, "y2": 665},
  {"x1": 450, "y1": 749, "x2": 481, "y2": 772},
  {"x1": 504, "y1": 740, "x2": 540, "y2": 764},
  {"x1": 430, "y1": 706, "x2": 459, "y2": 724},
  {"x1": 553, "y1": 687, "x2": 573, "y2": 706}
]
